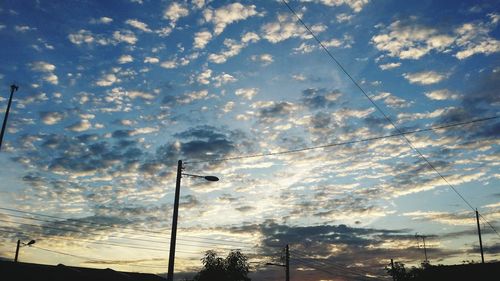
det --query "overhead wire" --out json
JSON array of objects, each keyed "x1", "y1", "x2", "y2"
[
  {"x1": 290, "y1": 248, "x2": 380, "y2": 276},
  {"x1": 291, "y1": 254, "x2": 383, "y2": 280},
  {"x1": 0, "y1": 222, "x2": 208, "y2": 255},
  {"x1": 30, "y1": 245, "x2": 168, "y2": 269},
  {"x1": 280, "y1": 0, "x2": 500, "y2": 237},
  {"x1": 184, "y1": 115, "x2": 499, "y2": 164},
  {"x1": 0, "y1": 207, "x2": 255, "y2": 247},
  {"x1": 0, "y1": 211, "x2": 257, "y2": 252}
]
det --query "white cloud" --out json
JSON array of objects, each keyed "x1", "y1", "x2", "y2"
[
  {"x1": 192, "y1": 0, "x2": 205, "y2": 9},
  {"x1": 30, "y1": 61, "x2": 58, "y2": 85},
  {"x1": 178, "y1": 90, "x2": 209, "y2": 104},
  {"x1": 397, "y1": 107, "x2": 455, "y2": 122},
  {"x1": 127, "y1": 91, "x2": 156, "y2": 100},
  {"x1": 30, "y1": 61, "x2": 55, "y2": 72},
  {"x1": 118, "y1": 55, "x2": 134, "y2": 64},
  {"x1": 292, "y1": 74, "x2": 307, "y2": 81},
  {"x1": 15, "y1": 25, "x2": 35, "y2": 32},
  {"x1": 251, "y1": 53, "x2": 274, "y2": 65},
  {"x1": 235, "y1": 88, "x2": 258, "y2": 100},
  {"x1": 261, "y1": 14, "x2": 327, "y2": 44},
  {"x1": 336, "y1": 13, "x2": 353, "y2": 23},
  {"x1": 193, "y1": 31, "x2": 212, "y2": 49},
  {"x1": 41, "y1": 112, "x2": 65, "y2": 125},
  {"x1": 43, "y1": 73, "x2": 59, "y2": 85},
  {"x1": 90, "y1": 17, "x2": 113, "y2": 24},
  {"x1": 371, "y1": 20, "x2": 454, "y2": 60},
  {"x1": 197, "y1": 69, "x2": 212, "y2": 85},
  {"x1": 130, "y1": 127, "x2": 159, "y2": 136},
  {"x1": 372, "y1": 18, "x2": 500, "y2": 60},
  {"x1": 144, "y1": 57, "x2": 159, "y2": 64},
  {"x1": 293, "y1": 42, "x2": 316, "y2": 54},
  {"x1": 96, "y1": 73, "x2": 120, "y2": 87},
  {"x1": 403, "y1": 211, "x2": 475, "y2": 226},
  {"x1": 241, "y1": 32, "x2": 260, "y2": 43},
  {"x1": 324, "y1": 34, "x2": 353, "y2": 48},
  {"x1": 213, "y1": 73, "x2": 237, "y2": 87},
  {"x1": 379, "y1": 62, "x2": 401, "y2": 70},
  {"x1": 424, "y1": 89, "x2": 460, "y2": 100},
  {"x1": 208, "y1": 32, "x2": 261, "y2": 64},
  {"x1": 222, "y1": 101, "x2": 235, "y2": 113},
  {"x1": 160, "y1": 60, "x2": 178, "y2": 69},
  {"x1": 403, "y1": 71, "x2": 448, "y2": 85},
  {"x1": 125, "y1": 19, "x2": 152, "y2": 32},
  {"x1": 454, "y1": 22, "x2": 500, "y2": 59},
  {"x1": 66, "y1": 119, "x2": 92, "y2": 132},
  {"x1": 203, "y1": 3, "x2": 258, "y2": 35},
  {"x1": 68, "y1": 29, "x2": 95, "y2": 45},
  {"x1": 113, "y1": 30, "x2": 138, "y2": 45},
  {"x1": 301, "y1": 0, "x2": 370, "y2": 13},
  {"x1": 372, "y1": 92, "x2": 411, "y2": 108},
  {"x1": 208, "y1": 39, "x2": 245, "y2": 64},
  {"x1": 163, "y1": 2, "x2": 189, "y2": 27},
  {"x1": 155, "y1": 27, "x2": 173, "y2": 37}
]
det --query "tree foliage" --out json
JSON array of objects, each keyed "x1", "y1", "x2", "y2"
[{"x1": 193, "y1": 250, "x2": 251, "y2": 281}]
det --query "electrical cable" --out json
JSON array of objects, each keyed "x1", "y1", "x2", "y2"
[
  {"x1": 280, "y1": 0, "x2": 500, "y2": 238},
  {"x1": 0, "y1": 207, "x2": 254, "y2": 247},
  {"x1": 0, "y1": 211, "x2": 257, "y2": 252},
  {"x1": 290, "y1": 248, "x2": 379, "y2": 276},
  {"x1": 0, "y1": 222, "x2": 202, "y2": 255},
  {"x1": 291, "y1": 255, "x2": 383, "y2": 280},
  {"x1": 30, "y1": 245, "x2": 167, "y2": 269},
  {"x1": 185, "y1": 115, "x2": 498, "y2": 164}
]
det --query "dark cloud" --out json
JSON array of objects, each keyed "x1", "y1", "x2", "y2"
[
  {"x1": 258, "y1": 102, "x2": 295, "y2": 123},
  {"x1": 438, "y1": 71, "x2": 500, "y2": 139},
  {"x1": 301, "y1": 88, "x2": 341, "y2": 109},
  {"x1": 157, "y1": 125, "x2": 249, "y2": 164}
]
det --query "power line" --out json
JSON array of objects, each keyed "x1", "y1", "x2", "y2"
[
  {"x1": 290, "y1": 250, "x2": 381, "y2": 278},
  {"x1": 185, "y1": 115, "x2": 498, "y2": 164},
  {"x1": 0, "y1": 222, "x2": 202, "y2": 255},
  {"x1": 290, "y1": 249, "x2": 379, "y2": 276},
  {"x1": 291, "y1": 255, "x2": 383, "y2": 280},
  {"x1": 31, "y1": 245, "x2": 168, "y2": 269},
  {"x1": 0, "y1": 207, "x2": 254, "y2": 247},
  {"x1": 280, "y1": 0, "x2": 499, "y2": 237},
  {"x1": 0, "y1": 211, "x2": 257, "y2": 252},
  {"x1": 478, "y1": 213, "x2": 500, "y2": 238}
]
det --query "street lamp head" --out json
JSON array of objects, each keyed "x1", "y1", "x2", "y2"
[
  {"x1": 27, "y1": 240, "x2": 36, "y2": 246},
  {"x1": 204, "y1": 176, "x2": 219, "y2": 182}
]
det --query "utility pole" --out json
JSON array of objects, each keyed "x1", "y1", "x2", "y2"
[
  {"x1": 285, "y1": 244, "x2": 290, "y2": 281},
  {"x1": 390, "y1": 259, "x2": 395, "y2": 281},
  {"x1": 476, "y1": 209, "x2": 485, "y2": 264},
  {"x1": 14, "y1": 239, "x2": 20, "y2": 262},
  {"x1": 0, "y1": 84, "x2": 19, "y2": 151},
  {"x1": 167, "y1": 160, "x2": 183, "y2": 281},
  {"x1": 266, "y1": 244, "x2": 290, "y2": 281},
  {"x1": 415, "y1": 234, "x2": 428, "y2": 264}
]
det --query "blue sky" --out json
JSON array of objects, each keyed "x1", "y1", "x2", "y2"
[{"x1": 0, "y1": 0, "x2": 499, "y2": 280}]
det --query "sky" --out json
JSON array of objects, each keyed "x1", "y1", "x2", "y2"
[{"x1": 0, "y1": 0, "x2": 499, "y2": 280}]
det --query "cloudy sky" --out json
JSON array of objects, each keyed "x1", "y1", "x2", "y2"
[{"x1": 0, "y1": 0, "x2": 499, "y2": 280}]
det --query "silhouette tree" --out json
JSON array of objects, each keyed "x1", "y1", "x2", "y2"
[{"x1": 193, "y1": 250, "x2": 251, "y2": 281}]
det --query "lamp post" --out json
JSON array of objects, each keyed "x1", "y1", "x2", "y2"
[
  {"x1": 167, "y1": 160, "x2": 218, "y2": 281},
  {"x1": 14, "y1": 239, "x2": 35, "y2": 262},
  {"x1": 0, "y1": 84, "x2": 19, "y2": 151}
]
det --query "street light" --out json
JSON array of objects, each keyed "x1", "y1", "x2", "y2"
[
  {"x1": 0, "y1": 84, "x2": 19, "y2": 151},
  {"x1": 14, "y1": 239, "x2": 35, "y2": 262},
  {"x1": 167, "y1": 160, "x2": 219, "y2": 281}
]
